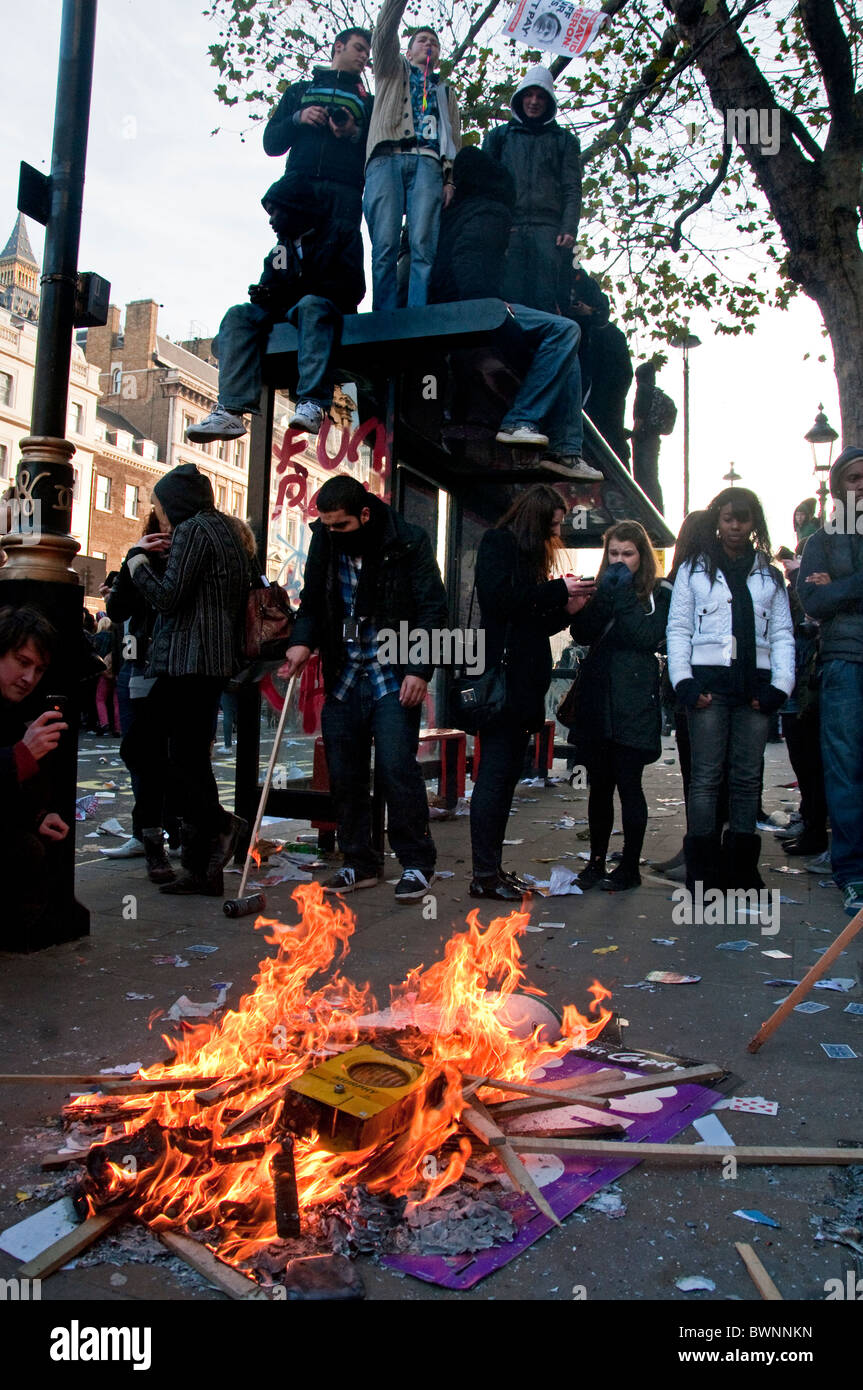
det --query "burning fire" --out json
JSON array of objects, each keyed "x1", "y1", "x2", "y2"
[{"x1": 72, "y1": 885, "x2": 612, "y2": 1265}]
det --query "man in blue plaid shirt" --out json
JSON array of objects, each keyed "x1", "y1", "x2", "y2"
[{"x1": 282, "y1": 476, "x2": 448, "y2": 902}]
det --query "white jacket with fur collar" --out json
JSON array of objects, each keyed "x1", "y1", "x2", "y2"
[{"x1": 667, "y1": 557, "x2": 795, "y2": 694}]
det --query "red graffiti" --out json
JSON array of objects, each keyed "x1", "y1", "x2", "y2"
[{"x1": 273, "y1": 416, "x2": 389, "y2": 517}]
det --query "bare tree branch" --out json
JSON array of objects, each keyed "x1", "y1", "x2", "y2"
[
  {"x1": 797, "y1": 0, "x2": 858, "y2": 134},
  {"x1": 447, "y1": 0, "x2": 504, "y2": 67},
  {"x1": 669, "y1": 144, "x2": 732, "y2": 250}
]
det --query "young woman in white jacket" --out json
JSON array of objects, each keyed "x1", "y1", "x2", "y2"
[{"x1": 666, "y1": 488, "x2": 794, "y2": 891}]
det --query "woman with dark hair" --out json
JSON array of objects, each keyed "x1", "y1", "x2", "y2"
[
  {"x1": 469, "y1": 484, "x2": 591, "y2": 900},
  {"x1": 793, "y1": 497, "x2": 819, "y2": 556},
  {"x1": 667, "y1": 487, "x2": 794, "y2": 891},
  {"x1": 569, "y1": 520, "x2": 672, "y2": 892}
]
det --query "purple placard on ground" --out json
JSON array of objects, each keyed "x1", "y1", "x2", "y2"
[{"x1": 383, "y1": 1048, "x2": 723, "y2": 1290}]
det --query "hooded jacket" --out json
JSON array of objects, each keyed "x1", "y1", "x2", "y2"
[
  {"x1": 126, "y1": 465, "x2": 252, "y2": 678},
  {"x1": 263, "y1": 67, "x2": 373, "y2": 192},
  {"x1": 290, "y1": 495, "x2": 448, "y2": 691},
  {"x1": 430, "y1": 146, "x2": 515, "y2": 303},
  {"x1": 482, "y1": 67, "x2": 582, "y2": 234}
]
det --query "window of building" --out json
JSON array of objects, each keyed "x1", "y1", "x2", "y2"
[
  {"x1": 95, "y1": 474, "x2": 112, "y2": 511},
  {"x1": 68, "y1": 401, "x2": 84, "y2": 435},
  {"x1": 0, "y1": 373, "x2": 12, "y2": 407},
  {"x1": 234, "y1": 441, "x2": 245, "y2": 470},
  {"x1": 71, "y1": 465, "x2": 78, "y2": 500},
  {"x1": 0, "y1": 443, "x2": 8, "y2": 478},
  {"x1": 92, "y1": 550, "x2": 106, "y2": 560},
  {"x1": 216, "y1": 485, "x2": 227, "y2": 510},
  {"x1": 111, "y1": 368, "x2": 123, "y2": 394},
  {"x1": 124, "y1": 484, "x2": 139, "y2": 519},
  {"x1": 232, "y1": 491, "x2": 242, "y2": 516},
  {"x1": 217, "y1": 439, "x2": 229, "y2": 462},
  {"x1": 183, "y1": 413, "x2": 195, "y2": 438}
]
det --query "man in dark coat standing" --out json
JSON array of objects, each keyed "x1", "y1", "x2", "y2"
[
  {"x1": 585, "y1": 320, "x2": 634, "y2": 464},
  {"x1": 280, "y1": 475, "x2": 448, "y2": 903},
  {"x1": 482, "y1": 65, "x2": 582, "y2": 314}
]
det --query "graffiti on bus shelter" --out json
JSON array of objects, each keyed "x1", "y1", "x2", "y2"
[{"x1": 272, "y1": 415, "x2": 388, "y2": 520}]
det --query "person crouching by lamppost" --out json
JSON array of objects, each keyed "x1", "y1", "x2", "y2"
[
  {"x1": 279, "y1": 476, "x2": 448, "y2": 902},
  {"x1": 124, "y1": 464, "x2": 252, "y2": 896},
  {"x1": 0, "y1": 607, "x2": 70, "y2": 948}
]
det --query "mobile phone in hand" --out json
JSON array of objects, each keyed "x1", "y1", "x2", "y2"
[{"x1": 45, "y1": 694, "x2": 68, "y2": 717}]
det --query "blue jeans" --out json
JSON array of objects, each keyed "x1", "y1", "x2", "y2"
[
  {"x1": 213, "y1": 295, "x2": 341, "y2": 412},
  {"x1": 321, "y1": 677, "x2": 436, "y2": 877},
  {"x1": 686, "y1": 694, "x2": 769, "y2": 835},
  {"x1": 364, "y1": 153, "x2": 442, "y2": 310},
  {"x1": 820, "y1": 659, "x2": 863, "y2": 886},
  {"x1": 499, "y1": 306, "x2": 583, "y2": 456}
]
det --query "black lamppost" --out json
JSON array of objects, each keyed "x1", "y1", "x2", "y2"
[
  {"x1": 670, "y1": 331, "x2": 701, "y2": 517},
  {"x1": 0, "y1": 0, "x2": 102, "y2": 947},
  {"x1": 805, "y1": 404, "x2": 838, "y2": 524},
  {"x1": 723, "y1": 463, "x2": 741, "y2": 485}
]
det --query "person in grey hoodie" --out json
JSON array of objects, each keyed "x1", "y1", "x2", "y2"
[
  {"x1": 482, "y1": 65, "x2": 582, "y2": 314},
  {"x1": 798, "y1": 445, "x2": 863, "y2": 917}
]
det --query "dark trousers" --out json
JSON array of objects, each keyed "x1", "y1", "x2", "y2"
[
  {"x1": 470, "y1": 714, "x2": 530, "y2": 880},
  {"x1": 321, "y1": 680, "x2": 435, "y2": 877},
  {"x1": 782, "y1": 710, "x2": 827, "y2": 836},
  {"x1": 586, "y1": 740, "x2": 649, "y2": 871},
  {"x1": 123, "y1": 677, "x2": 225, "y2": 839},
  {"x1": 686, "y1": 695, "x2": 769, "y2": 835},
  {"x1": 632, "y1": 433, "x2": 664, "y2": 513}
]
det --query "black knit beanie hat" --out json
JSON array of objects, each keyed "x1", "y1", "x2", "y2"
[{"x1": 154, "y1": 464, "x2": 214, "y2": 525}]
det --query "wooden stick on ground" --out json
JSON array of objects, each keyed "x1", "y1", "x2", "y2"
[
  {"x1": 735, "y1": 1242, "x2": 783, "y2": 1300},
  {"x1": 464, "y1": 1069, "x2": 624, "y2": 1105},
  {"x1": 506, "y1": 1137, "x2": 863, "y2": 1164},
  {"x1": 461, "y1": 1098, "x2": 562, "y2": 1228},
  {"x1": 468, "y1": 1064, "x2": 723, "y2": 1109},
  {"x1": 0, "y1": 1074, "x2": 216, "y2": 1088},
  {"x1": 747, "y1": 907, "x2": 863, "y2": 1052},
  {"x1": 158, "y1": 1231, "x2": 268, "y2": 1299},
  {"x1": 221, "y1": 1082, "x2": 290, "y2": 1138},
  {"x1": 17, "y1": 1205, "x2": 134, "y2": 1280}
]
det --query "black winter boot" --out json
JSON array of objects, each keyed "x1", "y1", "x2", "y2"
[
  {"x1": 141, "y1": 827, "x2": 176, "y2": 885},
  {"x1": 160, "y1": 824, "x2": 224, "y2": 896},
  {"x1": 684, "y1": 833, "x2": 722, "y2": 894},
  {"x1": 722, "y1": 831, "x2": 765, "y2": 890}
]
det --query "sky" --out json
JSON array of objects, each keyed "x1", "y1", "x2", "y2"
[{"x1": 1, "y1": 0, "x2": 845, "y2": 549}]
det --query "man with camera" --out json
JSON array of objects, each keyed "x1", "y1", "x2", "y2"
[
  {"x1": 187, "y1": 26, "x2": 371, "y2": 442},
  {"x1": 0, "y1": 606, "x2": 69, "y2": 942}
]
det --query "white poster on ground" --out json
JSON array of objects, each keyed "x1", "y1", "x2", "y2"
[{"x1": 502, "y1": 2, "x2": 608, "y2": 58}]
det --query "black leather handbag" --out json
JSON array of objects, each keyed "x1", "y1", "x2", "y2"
[{"x1": 450, "y1": 583, "x2": 509, "y2": 734}]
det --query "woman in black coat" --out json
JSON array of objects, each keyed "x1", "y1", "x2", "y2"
[
  {"x1": 470, "y1": 485, "x2": 592, "y2": 900},
  {"x1": 569, "y1": 520, "x2": 671, "y2": 892}
]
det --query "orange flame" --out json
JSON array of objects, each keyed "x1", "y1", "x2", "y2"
[{"x1": 75, "y1": 884, "x2": 611, "y2": 1265}]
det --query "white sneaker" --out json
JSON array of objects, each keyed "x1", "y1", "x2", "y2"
[
  {"x1": 99, "y1": 836, "x2": 145, "y2": 858},
  {"x1": 496, "y1": 424, "x2": 550, "y2": 448},
  {"x1": 185, "y1": 408, "x2": 247, "y2": 442},
  {"x1": 563, "y1": 456, "x2": 604, "y2": 480},
  {"x1": 288, "y1": 401, "x2": 325, "y2": 434}
]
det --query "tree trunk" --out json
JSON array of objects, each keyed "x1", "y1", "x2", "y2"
[{"x1": 670, "y1": 1, "x2": 863, "y2": 442}]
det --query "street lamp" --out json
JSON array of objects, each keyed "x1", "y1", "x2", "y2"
[
  {"x1": 805, "y1": 404, "x2": 838, "y2": 522},
  {"x1": 670, "y1": 331, "x2": 701, "y2": 517},
  {"x1": 723, "y1": 463, "x2": 741, "y2": 484}
]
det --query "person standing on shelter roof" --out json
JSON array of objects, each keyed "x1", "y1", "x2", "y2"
[
  {"x1": 483, "y1": 65, "x2": 583, "y2": 315},
  {"x1": 364, "y1": 0, "x2": 462, "y2": 310}
]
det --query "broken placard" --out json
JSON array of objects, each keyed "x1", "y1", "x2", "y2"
[{"x1": 0, "y1": 1197, "x2": 79, "y2": 1261}]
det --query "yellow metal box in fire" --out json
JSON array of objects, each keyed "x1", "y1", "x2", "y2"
[{"x1": 288, "y1": 1045, "x2": 426, "y2": 1152}]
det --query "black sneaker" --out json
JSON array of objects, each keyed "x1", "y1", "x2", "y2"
[
  {"x1": 599, "y1": 865, "x2": 641, "y2": 892},
  {"x1": 394, "y1": 868, "x2": 436, "y2": 902},
  {"x1": 577, "y1": 860, "x2": 607, "y2": 890},
  {"x1": 468, "y1": 876, "x2": 522, "y2": 901},
  {"x1": 323, "y1": 867, "x2": 379, "y2": 895}
]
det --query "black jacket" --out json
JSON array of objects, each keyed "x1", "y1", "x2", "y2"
[
  {"x1": 255, "y1": 220, "x2": 365, "y2": 317},
  {"x1": 799, "y1": 528, "x2": 863, "y2": 664},
  {"x1": 290, "y1": 497, "x2": 448, "y2": 691},
  {"x1": 482, "y1": 119, "x2": 581, "y2": 234},
  {"x1": 475, "y1": 527, "x2": 571, "y2": 732},
  {"x1": 263, "y1": 68, "x2": 373, "y2": 191},
  {"x1": 430, "y1": 146, "x2": 514, "y2": 304},
  {"x1": 569, "y1": 577, "x2": 672, "y2": 760}
]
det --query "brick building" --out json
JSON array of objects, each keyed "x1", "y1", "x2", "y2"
[{"x1": 87, "y1": 407, "x2": 162, "y2": 576}]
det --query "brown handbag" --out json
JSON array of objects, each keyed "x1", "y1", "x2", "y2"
[{"x1": 244, "y1": 579, "x2": 295, "y2": 660}]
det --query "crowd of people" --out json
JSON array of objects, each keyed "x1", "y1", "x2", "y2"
[
  {"x1": 2, "y1": 8, "x2": 860, "y2": 941},
  {"x1": 185, "y1": 3, "x2": 670, "y2": 484}
]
